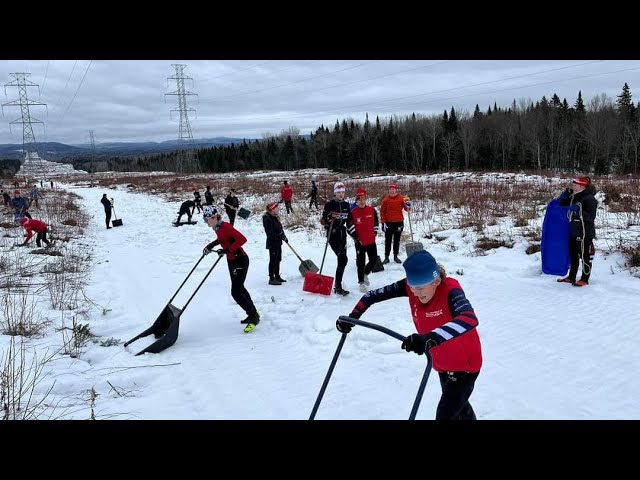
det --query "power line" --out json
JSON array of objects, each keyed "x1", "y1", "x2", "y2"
[{"x1": 60, "y1": 60, "x2": 92, "y2": 123}]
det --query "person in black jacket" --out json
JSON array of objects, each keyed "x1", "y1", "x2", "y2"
[
  {"x1": 262, "y1": 201, "x2": 288, "y2": 285},
  {"x1": 176, "y1": 200, "x2": 196, "y2": 224},
  {"x1": 224, "y1": 189, "x2": 240, "y2": 226},
  {"x1": 100, "y1": 193, "x2": 113, "y2": 229},
  {"x1": 308, "y1": 179, "x2": 319, "y2": 210},
  {"x1": 193, "y1": 189, "x2": 203, "y2": 213},
  {"x1": 204, "y1": 185, "x2": 214, "y2": 206},
  {"x1": 322, "y1": 181, "x2": 356, "y2": 296},
  {"x1": 556, "y1": 176, "x2": 598, "y2": 286}
]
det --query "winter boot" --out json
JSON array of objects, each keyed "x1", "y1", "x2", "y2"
[
  {"x1": 394, "y1": 255, "x2": 402, "y2": 264},
  {"x1": 358, "y1": 282, "x2": 368, "y2": 293},
  {"x1": 334, "y1": 285, "x2": 350, "y2": 296},
  {"x1": 275, "y1": 276, "x2": 287, "y2": 283},
  {"x1": 269, "y1": 277, "x2": 282, "y2": 285},
  {"x1": 382, "y1": 256, "x2": 390, "y2": 265},
  {"x1": 556, "y1": 277, "x2": 574, "y2": 283}
]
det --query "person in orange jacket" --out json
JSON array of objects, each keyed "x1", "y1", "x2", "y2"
[
  {"x1": 380, "y1": 182, "x2": 411, "y2": 264},
  {"x1": 20, "y1": 217, "x2": 52, "y2": 247}
]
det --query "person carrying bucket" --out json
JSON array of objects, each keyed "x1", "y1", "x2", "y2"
[
  {"x1": 322, "y1": 181, "x2": 355, "y2": 296},
  {"x1": 201, "y1": 206, "x2": 260, "y2": 333},
  {"x1": 337, "y1": 250, "x2": 483, "y2": 420}
]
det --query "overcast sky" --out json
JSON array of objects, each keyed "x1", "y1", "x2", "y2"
[{"x1": 1, "y1": 60, "x2": 640, "y2": 146}]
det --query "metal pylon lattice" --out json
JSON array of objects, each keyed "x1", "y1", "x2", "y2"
[{"x1": 165, "y1": 64, "x2": 199, "y2": 172}]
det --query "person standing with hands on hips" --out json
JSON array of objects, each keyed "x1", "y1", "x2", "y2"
[
  {"x1": 337, "y1": 250, "x2": 482, "y2": 420},
  {"x1": 201, "y1": 206, "x2": 260, "y2": 333}
]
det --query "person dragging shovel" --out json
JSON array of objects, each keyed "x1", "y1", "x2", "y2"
[
  {"x1": 337, "y1": 250, "x2": 483, "y2": 420},
  {"x1": 201, "y1": 206, "x2": 260, "y2": 333}
]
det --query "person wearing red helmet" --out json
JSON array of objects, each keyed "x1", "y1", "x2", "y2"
[
  {"x1": 350, "y1": 188, "x2": 380, "y2": 293},
  {"x1": 20, "y1": 217, "x2": 51, "y2": 247},
  {"x1": 556, "y1": 176, "x2": 598, "y2": 286}
]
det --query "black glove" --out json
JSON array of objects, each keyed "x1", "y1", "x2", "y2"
[
  {"x1": 216, "y1": 248, "x2": 230, "y2": 256},
  {"x1": 564, "y1": 187, "x2": 573, "y2": 195},
  {"x1": 401, "y1": 332, "x2": 439, "y2": 355},
  {"x1": 336, "y1": 318, "x2": 353, "y2": 333},
  {"x1": 354, "y1": 238, "x2": 361, "y2": 249},
  {"x1": 203, "y1": 246, "x2": 212, "y2": 256},
  {"x1": 281, "y1": 233, "x2": 288, "y2": 243}
]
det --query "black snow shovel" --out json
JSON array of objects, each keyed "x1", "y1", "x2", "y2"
[
  {"x1": 111, "y1": 198, "x2": 123, "y2": 227},
  {"x1": 123, "y1": 253, "x2": 223, "y2": 355},
  {"x1": 309, "y1": 316, "x2": 433, "y2": 420},
  {"x1": 284, "y1": 240, "x2": 319, "y2": 277}
]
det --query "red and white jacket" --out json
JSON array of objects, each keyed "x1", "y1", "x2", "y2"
[
  {"x1": 350, "y1": 277, "x2": 482, "y2": 373},
  {"x1": 350, "y1": 205, "x2": 379, "y2": 246},
  {"x1": 206, "y1": 221, "x2": 247, "y2": 261}
]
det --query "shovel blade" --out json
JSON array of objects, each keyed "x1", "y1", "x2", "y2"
[
  {"x1": 298, "y1": 259, "x2": 320, "y2": 277},
  {"x1": 125, "y1": 303, "x2": 183, "y2": 355},
  {"x1": 303, "y1": 271, "x2": 334, "y2": 295},
  {"x1": 112, "y1": 219, "x2": 123, "y2": 227},
  {"x1": 238, "y1": 207, "x2": 251, "y2": 219},
  {"x1": 371, "y1": 255, "x2": 385, "y2": 273},
  {"x1": 406, "y1": 242, "x2": 424, "y2": 257}
]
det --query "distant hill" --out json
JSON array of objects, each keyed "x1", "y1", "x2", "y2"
[{"x1": 0, "y1": 137, "x2": 255, "y2": 161}]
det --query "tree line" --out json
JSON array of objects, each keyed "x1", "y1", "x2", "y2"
[{"x1": 69, "y1": 84, "x2": 640, "y2": 175}]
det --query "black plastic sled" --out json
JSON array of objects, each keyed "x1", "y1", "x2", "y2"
[
  {"x1": 123, "y1": 254, "x2": 222, "y2": 355},
  {"x1": 309, "y1": 316, "x2": 433, "y2": 420}
]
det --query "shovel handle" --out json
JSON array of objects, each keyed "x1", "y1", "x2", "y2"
[
  {"x1": 284, "y1": 240, "x2": 304, "y2": 263},
  {"x1": 319, "y1": 219, "x2": 335, "y2": 274},
  {"x1": 337, "y1": 316, "x2": 432, "y2": 420}
]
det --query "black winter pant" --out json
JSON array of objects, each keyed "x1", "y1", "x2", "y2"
[
  {"x1": 176, "y1": 207, "x2": 192, "y2": 224},
  {"x1": 384, "y1": 221, "x2": 404, "y2": 257},
  {"x1": 356, "y1": 242, "x2": 378, "y2": 283},
  {"x1": 36, "y1": 228, "x2": 51, "y2": 247},
  {"x1": 436, "y1": 371, "x2": 479, "y2": 420},
  {"x1": 268, "y1": 245, "x2": 282, "y2": 280},
  {"x1": 284, "y1": 200, "x2": 292, "y2": 214},
  {"x1": 309, "y1": 196, "x2": 318, "y2": 210},
  {"x1": 226, "y1": 210, "x2": 237, "y2": 226},
  {"x1": 227, "y1": 254, "x2": 258, "y2": 318},
  {"x1": 104, "y1": 209, "x2": 111, "y2": 228},
  {"x1": 329, "y1": 228, "x2": 348, "y2": 287},
  {"x1": 569, "y1": 236, "x2": 594, "y2": 283}
]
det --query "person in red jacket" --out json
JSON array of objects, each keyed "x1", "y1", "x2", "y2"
[
  {"x1": 380, "y1": 183, "x2": 411, "y2": 264},
  {"x1": 350, "y1": 188, "x2": 380, "y2": 293},
  {"x1": 201, "y1": 206, "x2": 260, "y2": 333},
  {"x1": 280, "y1": 180, "x2": 294, "y2": 214},
  {"x1": 337, "y1": 250, "x2": 482, "y2": 420},
  {"x1": 20, "y1": 217, "x2": 52, "y2": 247}
]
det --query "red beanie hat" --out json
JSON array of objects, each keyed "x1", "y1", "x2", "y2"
[
  {"x1": 267, "y1": 201, "x2": 279, "y2": 212},
  {"x1": 572, "y1": 177, "x2": 590, "y2": 186},
  {"x1": 388, "y1": 183, "x2": 398, "y2": 189},
  {"x1": 355, "y1": 188, "x2": 367, "y2": 197}
]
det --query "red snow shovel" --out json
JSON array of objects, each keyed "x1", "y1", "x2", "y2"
[
  {"x1": 123, "y1": 253, "x2": 223, "y2": 355},
  {"x1": 303, "y1": 220, "x2": 335, "y2": 295}
]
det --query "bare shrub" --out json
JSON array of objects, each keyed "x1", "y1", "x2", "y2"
[
  {"x1": 620, "y1": 243, "x2": 640, "y2": 268},
  {"x1": 526, "y1": 244, "x2": 541, "y2": 255},
  {"x1": 59, "y1": 314, "x2": 94, "y2": 359},
  {"x1": 1, "y1": 287, "x2": 49, "y2": 337},
  {"x1": 1, "y1": 336, "x2": 56, "y2": 420},
  {"x1": 475, "y1": 236, "x2": 514, "y2": 251}
]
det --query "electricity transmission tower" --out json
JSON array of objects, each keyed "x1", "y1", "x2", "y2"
[
  {"x1": 2, "y1": 72, "x2": 47, "y2": 177},
  {"x1": 165, "y1": 64, "x2": 199, "y2": 173}
]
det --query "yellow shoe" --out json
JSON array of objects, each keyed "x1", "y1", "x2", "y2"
[{"x1": 243, "y1": 323, "x2": 257, "y2": 333}]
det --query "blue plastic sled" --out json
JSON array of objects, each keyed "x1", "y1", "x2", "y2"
[{"x1": 540, "y1": 199, "x2": 570, "y2": 276}]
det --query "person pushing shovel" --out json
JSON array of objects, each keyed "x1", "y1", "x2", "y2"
[
  {"x1": 337, "y1": 250, "x2": 483, "y2": 420},
  {"x1": 201, "y1": 206, "x2": 260, "y2": 333}
]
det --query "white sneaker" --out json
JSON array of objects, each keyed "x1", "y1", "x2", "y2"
[
  {"x1": 359, "y1": 282, "x2": 367, "y2": 293},
  {"x1": 363, "y1": 274, "x2": 370, "y2": 286}
]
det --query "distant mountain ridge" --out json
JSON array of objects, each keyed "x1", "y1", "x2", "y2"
[{"x1": 0, "y1": 137, "x2": 254, "y2": 160}]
